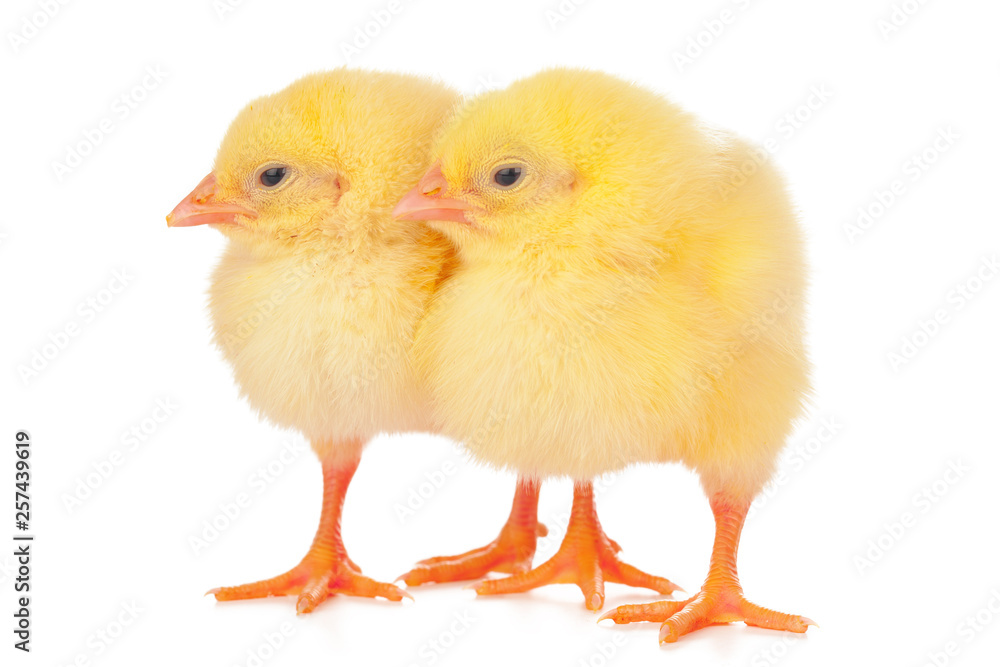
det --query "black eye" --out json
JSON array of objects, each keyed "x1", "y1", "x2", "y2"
[
  {"x1": 493, "y1": 166, "x2": 523, "y2": 188},
  {"x1": 260, "y1": 167, "x2": 286, "y2": 188}
]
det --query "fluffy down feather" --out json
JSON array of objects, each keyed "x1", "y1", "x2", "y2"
[
  {"x1": 207, "y1": 69, "x2": 458, "y2": 462},
  {"x1": 413, "y1": 68, "x2": 809, "y2": 502}
]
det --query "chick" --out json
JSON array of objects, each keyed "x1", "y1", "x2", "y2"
[
  {"x1": 394, "y1": 68, "x2": 813, "y2": 642},
  {"x1": 167, "y1": 69, "x2": 461, "y2": 613}
]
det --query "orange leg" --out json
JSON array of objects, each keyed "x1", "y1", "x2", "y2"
[
  {"x1": 475, "y1": 481, "x2": 680, "y2": 611},
  {"x1": 401, "y1": 477, "x2": 547, "y2": 586},
  {"x1": 600, "y1": 492, "x2": 814, "y2": 642},
  {"x1": 208, "y1": 454, "x2": 408, "y2": 613}
]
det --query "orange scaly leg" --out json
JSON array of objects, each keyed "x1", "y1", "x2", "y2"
[
  {"x1": 600, "y1": 492, "x2": 814, "y2": 643},
  {"x1": 208, "y1": 453, "x2": 408, "y2": 613},
  {"x1": 476, "y1": 481, "x2": 681, "y2": 611},
  {"x1": 401, "y1": 477, "x2": 547, "y2": 586}
]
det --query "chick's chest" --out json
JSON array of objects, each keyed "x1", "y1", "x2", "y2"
[
  {"x1": 441, "y1": 264, "x2": 618, "y2": 379},
  {"x1": 213, "y1": 251, "x2": 415, "y2": 384}
]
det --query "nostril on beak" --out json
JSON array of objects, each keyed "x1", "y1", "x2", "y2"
[
  {"x1": 417, "y1": 161, "x2": 448, "y2": 199},
  {"x1": 191, "y1": 172, "x2": 218, "y2": 206}
]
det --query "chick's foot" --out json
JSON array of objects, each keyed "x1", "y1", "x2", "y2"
[
  {"x1": 401, "y1": 478, "x2": 546, "y2": 585},
  {"x1": 600, "y1": 588, "x2": 813, "y2": 643},
  {"x1": 209, "y1": 552, "x2": 409, "y2": 613},
  {"x1": 207, "y1": 454, "x2": 408, "y2": 613},
  {"x1": 475, "y1": 481, "x2": 680, "y2": 610},
  {"x1": 599, "y1": 492, "x2": 813, "y2": 642}
]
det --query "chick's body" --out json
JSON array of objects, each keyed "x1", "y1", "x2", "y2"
[
  {"x1": 210, "y1": 220, "x2": 441, "y2": 461},
  {"x1": 170, "y1": 70, "x2": 457, "y2": 611},
  {"x1": 398, "y1": 69, "x2": 812, "y2": 635},
  {"x1": 418, "y1": 70, "x2": 807, "y2": 499}
]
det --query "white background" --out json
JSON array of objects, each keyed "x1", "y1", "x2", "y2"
[{"x1": 2, "y1": 0, "x2": 999, "y2": 665}]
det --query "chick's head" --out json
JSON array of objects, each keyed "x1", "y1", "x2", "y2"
[
  {"x1": 169, "y1": 69, "x2": 458, "y2": 255},
  {"x1": 394, "y1": 68, "x2": 716, "y2": 263}
]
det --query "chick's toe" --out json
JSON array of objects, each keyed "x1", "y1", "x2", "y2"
[
  {"x1": 208, "y1": 458, "x2": 409, "y2": 612},
  {"x1": 475, "y1": 482, "x2": 680, "y2": 611},
  {"x1": 402, "y1": 477, "x2": 546, "y2": 586}
]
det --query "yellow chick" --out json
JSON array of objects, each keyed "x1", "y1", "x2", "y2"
[
  {"x1": 167, "y1": 69, "x2": 460, "y2": 613},
  {"x1": 394, "y1": 68, "x2": 814, "y2": 642}
]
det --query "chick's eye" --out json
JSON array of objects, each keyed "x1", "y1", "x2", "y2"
[
  {"x1": 492, "y1": 166, "x2": 523, "y2": 189},
  {"x1": 260, "y1": 167, "x2": 286, "y2": 188}
]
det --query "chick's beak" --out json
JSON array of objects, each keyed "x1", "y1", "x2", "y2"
[
  {"x1": 166, "y1": 172, "x2": 258, "y2": 228},
  {"x1": 393, "y1": 162, "x2": 472, "y2": 224}
]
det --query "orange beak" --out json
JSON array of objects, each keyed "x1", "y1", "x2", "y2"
[
  {"x1": 393, "y1": 162, "x2": 472, "y2": 224},
  {"x1": 166, "y1": 172, "x2": 258, "y2": 228}
]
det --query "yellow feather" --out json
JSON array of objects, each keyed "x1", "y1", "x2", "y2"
[
  {"x1": 206, "y1": 69, "x2": 459, "y2": 461},
  {"x1": 415, "y1": 68, "x2": 809, "y2": 502}
]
